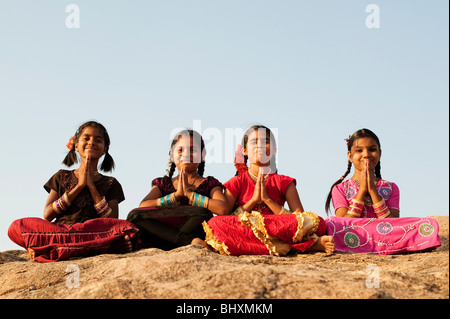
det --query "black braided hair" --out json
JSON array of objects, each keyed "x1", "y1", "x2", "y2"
[
  {"x1": 168, "y1": 162, "x2": 177, "y2": 178},
  {"x1": 62, "y1": 121, "x2": 115, "y2": 172},
  {"x1": 325, "y1": 128, "x2": 382, "y2": 215},
  {"x1": 166, "y1": 129, "x2": 206, "y2": 177},
  {"x1": 325, "y1": 160, "x2": 352, "y2": 214}
]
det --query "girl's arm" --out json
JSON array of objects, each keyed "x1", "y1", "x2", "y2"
[
  {"x1": 107, "y1": 199, "x2": 119, "y2": 218},
  {"x1": 388, "y1": 209, "x2": 399, "y2": 218},
  {"x1": 203, "y1": 186, "x2": 229, "y2": 215},
  {"x1": 335, "y1": 207, "x2": 354, "y2": 218},
  {"x1": 224, "y1": 189, "x2": 238, "y2": 214},
  {"x1": 284, "y1": 182, "x2": 304, "y2": 213},
  {"x1": 139, "y1": 186, "x2": 163, "y2": 207},
  {"x1": 43, "y1": 190, "x2": 61, "y2": 221}
]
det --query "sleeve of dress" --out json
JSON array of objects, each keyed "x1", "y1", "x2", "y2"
[
  {"x1": 151, "y1": 177, "x2": 163, "y2": 188},
  {"x1": 43, "y1": 170, "x2": 61, "y2": 194},
  {"x1": 106, "y1": 178, "x2": 126, "y2": 204},
  {"x1": 280, "y1": 175, "x2": 296, "y2": 194},
  {"x1": 386, "y1": 182, "x2": 400, "y2": 211},
  {"x1": 331, "y1": 183, "x2": 349, "y2": 212},
  {"x1": 205, "y1": 176, "x2": 224, "y2": 191},
  {"x1": 223, "y1": 175, "x2": 241, "y2": 200}
]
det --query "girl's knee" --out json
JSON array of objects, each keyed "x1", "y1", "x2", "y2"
[{"x1": 8, "y1": 219, "x2": 26, "y2": 248}]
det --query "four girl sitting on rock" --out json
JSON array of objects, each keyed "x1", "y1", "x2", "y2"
[{"x1": 7, "y1": 121, "x2": 441, "y2": 262}]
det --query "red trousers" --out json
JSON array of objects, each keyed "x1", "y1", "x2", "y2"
[{"x1": 8, "y1": 217, "x2": 139, "y2": 263}]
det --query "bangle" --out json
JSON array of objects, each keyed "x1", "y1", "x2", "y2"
[
  {"x1": 95, "y1": 197, "x2": 108, "y2": 212},
  {"x1": 279, "y1": 207, "x2": 292, "y2": 214},
  {"x1": 52, "y1": 192, "x2": 71, "y2": 214},
  {"x1": 99, "y1": 207, "x2": 113, "y2": 218},
  {"x1": 348, "y1": 198, "x2": 364, "y2": 217},
  {"x1": 94, "y1": 197, "x2": 112, "y2": 217},
  {"x1": 63, "y1": 193, "x2": 71, "y2": 206},
  {"x1": 374, "y1": 199, "x2": 390, "y2": 218},
  {"x1": 232, "y1": 206, "x2": 246, "y2": 215},
  {"x1": 189, "y1": 192, "x2": 209, "y2": 209},
  {"x1": 158, "y1": 193, "x2": 179, "y2": 206}
]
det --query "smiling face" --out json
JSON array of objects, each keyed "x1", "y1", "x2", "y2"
[
  {"x1": 74, "y1": 126, "x2": 106, "y2": 160},
  {"x1": 244, "y1": 128, "x2": 276, "y2": 166},
  {"x1": 170, "y1": 135, "x2": 203, "y2": 173},
  {"x1": 348, "y1": 137, "x2": 381, "y2": 172}
]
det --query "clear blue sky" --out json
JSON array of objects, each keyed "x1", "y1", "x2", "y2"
[{"x1": 0, "y1": 1, "x2": 448, "y2": 252}]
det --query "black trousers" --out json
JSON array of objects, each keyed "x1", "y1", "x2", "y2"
[{"x1": 127, "y1": 206, "x2": 213, "y2": 250}]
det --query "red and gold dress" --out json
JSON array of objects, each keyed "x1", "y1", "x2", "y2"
[{"x1": 203, "y1": 172, "x2": 326, "y2": 256}]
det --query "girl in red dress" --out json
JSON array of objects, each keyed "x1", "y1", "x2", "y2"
[
  {"x1": 8, "y1": 121, "x2": 139, "y2": 262},
  {"x1": 203, "y1": 125, "x2": 334, "y2": 256}
]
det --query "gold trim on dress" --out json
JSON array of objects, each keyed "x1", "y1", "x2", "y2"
[
  {"x1": 293, "y1": 211, "x2": 320, "y2": 243},
  {"x1": 202, "y1": 221, "x2": 231, "y2": 255},
  {"x1": 238, "y1": 211, "x2": 291, "y2": 256}
]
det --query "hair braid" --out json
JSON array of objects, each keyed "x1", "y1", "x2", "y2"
[
  {"x1": 325, "y1": 160, "x2": 352, "y2": 215},
  {"x1": 375, "y1": 161, "x2": 382, "y2": 179},
  {"x1": 168, "y1": 162, "x2": 176, "y2": 178},
  {"x1": 197, "y1": 162, "x2": 205, "y2": 177}
]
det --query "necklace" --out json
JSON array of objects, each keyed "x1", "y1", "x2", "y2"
[
  {"x1": 177, "y1": 174, "x2": 201, "y2": 191},
  {"x1": 352, "y1": 177, "x2": 380, "y2": 186},
  {"x1": 248, "y1": 168, "x2": 271, "y2": 183}
]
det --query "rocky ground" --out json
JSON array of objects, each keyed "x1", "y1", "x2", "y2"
[{"x1": 0, "y1": 216, "x2": 447, "y2": 300}]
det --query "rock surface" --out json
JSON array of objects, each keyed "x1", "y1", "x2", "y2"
[{"x1": 0, "y1": 216, "x2": 448, "y2": 299}]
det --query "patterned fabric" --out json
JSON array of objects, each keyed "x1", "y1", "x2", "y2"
[
  {"x1": 204, "y1": 212, "x2": 326, "y2": 256},
  {"x1": 326, "y1": 216, "x2": 441, "y2": 254},
  {"x1": 331, "y1": 178, "x2": 400, "y2": 218},
  {"x1": 8, "y1": 217, "x2": 139, "y2": 262},
  {"x1": 44, "y1": 169, "x2": 125, "y2": 224}
]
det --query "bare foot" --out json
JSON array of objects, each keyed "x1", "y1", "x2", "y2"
[
  {"x1": 306, "y1": 236, "x2": 335, "y2": 254},
  {"x1": 321, "y1": 236, "x2": 335, "y2": 255},
  {"x1": 191, "y1": 238, "x2": 210, "y2": 250},
  {"x1": 108, "y1": 235, "x2": 132, "y2": 254}
]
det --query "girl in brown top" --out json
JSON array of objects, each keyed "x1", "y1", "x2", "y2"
[{"x1": 8, "y1": 121, "x2": 139, "y2": 262}]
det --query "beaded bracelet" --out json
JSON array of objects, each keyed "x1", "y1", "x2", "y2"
[
  {"x1": 189, "y1": 192, "x2": 209, "y2": 209},
  {"x1": 348, "y1": 198, "x2": 364, "y2": 217},
  {"x1": 373, "y1": 198, "x2": 390, "y2": 218},
  {"x1": 52, "y1": 193, "x2": 71, "y2": 214}
]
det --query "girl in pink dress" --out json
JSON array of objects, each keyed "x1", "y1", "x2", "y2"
[
  {"x1": 325, "y1": 128, "x2": 440, "y2": 254},
  {"x1": 203, "y1": 125, "x2": 335, "y2": 256},
  {"x1": 8, "y1": 121, "x2": 139, "y2": 262}
]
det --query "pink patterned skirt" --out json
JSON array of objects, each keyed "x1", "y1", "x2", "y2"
[
  {"x1": 326, "y1": 216, "x2": 441, "y2": 254},
  {"x1": 8, "y1": 217, "x2": 139, "y2": 262}
]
